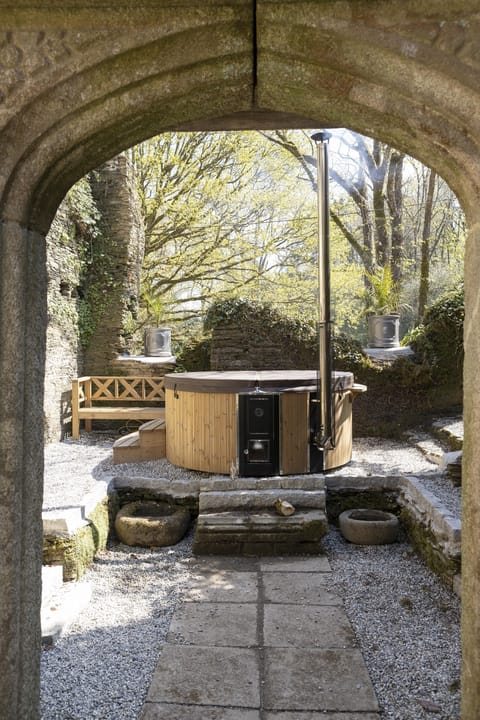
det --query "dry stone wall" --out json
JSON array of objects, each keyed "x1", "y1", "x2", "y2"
[
  {"x1": 44, "y1": 184, "x2": 90, "y2": 441},
  {"x1": 82, "y1": 153, "x2": 145, "y2": 375},
  {"x1": 44, "y1": 153, "x2": 145, "y2": 440},
  {"x1": 210, "y1": 321, "x2": 317, "y2": 371}
]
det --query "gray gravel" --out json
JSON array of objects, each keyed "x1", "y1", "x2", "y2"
[
  {"x1": 41, "y1": 433, "x2": 462, "y2": 720},
  {"x1": 41, "y1": 532, "x2": 196, "y2": 720},
  {"x1": 324, "y1": 528, "x2": 461, "y2": 720}
]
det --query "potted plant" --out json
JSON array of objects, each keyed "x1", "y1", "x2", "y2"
[
  {"x1": 365, "y1": 265, "x2": 405, "y2": 348},
  {"x1": 143, "y1": 294, "x2": 172, "y2": 357}
]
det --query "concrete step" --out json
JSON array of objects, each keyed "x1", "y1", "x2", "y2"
[
  {"x1": 193, "y1": 508, "x2": 328, "y2": 556},
  {"x1": 199, "y1": 488, "x2": 326, "y2": 512}
]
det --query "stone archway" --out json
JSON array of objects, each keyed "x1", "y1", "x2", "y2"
[{"x1": 1, "y1": 2, "x2": 480, "y2": 717}]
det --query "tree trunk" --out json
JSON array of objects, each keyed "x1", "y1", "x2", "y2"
[
  {"x1": 388, "y1": 151, "x2": 405, "y2": 284},
  {"x1": 418, "y1": 169, "x2": 437, "y2": 321}
]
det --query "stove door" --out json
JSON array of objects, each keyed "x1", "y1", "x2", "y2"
[{"x1": 238, "y1": 394, "x2": 279, "y2": 477}]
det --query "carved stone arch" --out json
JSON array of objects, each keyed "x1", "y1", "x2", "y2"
[{"x1": 1, "y1": 3, "x2": 480, "y2": 719}]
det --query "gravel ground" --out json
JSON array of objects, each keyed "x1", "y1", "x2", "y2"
[
  {"x1": 41, "y1": 433, "x2": 462, "y2": 720},
  {"x1": 41, "y1": 532, "x2": 196, "y2": 720},
  {"x1": 324, "y1": 528, "x2": 461, "y2": 720}
]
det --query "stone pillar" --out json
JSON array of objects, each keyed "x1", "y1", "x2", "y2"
[
  {"x1": 0, "y1": 221, "x2": 47, "y2": 719},
  {"x1": 462, "y1": 216, "x2": 480, "y2": 720}
]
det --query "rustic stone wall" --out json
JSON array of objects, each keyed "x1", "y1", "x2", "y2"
[
  {"x1": 82, "y1": 153, "x2": 145, "y2": 375},
  {"x1": 211, "y1": 325, "x2": 317, "y2": 370},
  {"x1": 44, "y1": 154, "x2": 145, "y2": 440},
  {"x1": 44, "y1": 184, "x2": 90, "y2": 441}
]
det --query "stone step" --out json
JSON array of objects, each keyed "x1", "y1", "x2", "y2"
[
  {"x1": 193, "y1": 508, "x2": 328, "y2": 556},
  {"x1": 415, "y1": 438, "x2": 446, "y2": 465},
  {"x1": 198, "y1": 488, "x2": 326, "y2": 513},
  {"x1": 431, "y1": 418, "x2": 463, "y2": 451},
  {"x1": 200, "y1": 474, "x2": 325, "y2": 493}
]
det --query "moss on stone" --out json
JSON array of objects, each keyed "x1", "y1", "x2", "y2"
[
  {"x1": 43, "y1": 496, "x2": 117, "y2": 581},
  {"x1": 326, "y1": 490, "x2": 399, "y2": 523},
  {"x1": 116, "y1": 487, "x2": 199, "y2": 516},
  {"x1": 400, "y1": 508, "x2": 461, "y2": 587}
]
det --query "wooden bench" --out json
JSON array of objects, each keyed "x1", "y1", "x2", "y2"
[{"x1": 71, "y1": 376, "x2": 166, "y2": 440}]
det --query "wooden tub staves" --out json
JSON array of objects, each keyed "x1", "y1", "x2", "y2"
[{"x1": 164, "y1": 371, "x2": 365, "y2": 476}]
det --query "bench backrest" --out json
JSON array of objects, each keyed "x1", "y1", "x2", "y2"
[{"x1": 74, "y1": 376, "x2": 165, "y2": 405}]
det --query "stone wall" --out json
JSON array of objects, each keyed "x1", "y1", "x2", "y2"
[
  {"x1": 211, "y1": 326, "x2": 316, "y2": 370},
  {"x1": 208, "y1": 302, "x2": 317, "y2": 371},
  {"x1": 82, "y1": 153, "x2": 145, "y2": 375},
  {"x1": 44, "y1": 153, "x2": 145, "y2": 440},
  {"x1": 44, "y1": 183, "x2": 91, "y2": 441}
]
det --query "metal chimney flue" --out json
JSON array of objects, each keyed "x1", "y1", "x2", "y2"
[{"x1": 311, "y1": 131, "x2": 335, "y2": 452}]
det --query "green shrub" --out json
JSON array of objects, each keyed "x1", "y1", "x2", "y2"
[
  {"x1": 405, "y1": 286, "x2": 464, "y2": 386},
  {"x1": 204, "y1": 297, "x2": 316, "y2": 344},
  {"x1": 332, "y1": 332, "x2": 370, "y2": 373},
  {"x1": 175, "y1": 333, "x2": 211, "y2": 371}
]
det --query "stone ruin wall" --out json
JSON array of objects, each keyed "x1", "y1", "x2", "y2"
[
  {"x1": 44, "y1": 153, "x2": 145, "y2": 441},
  {"x1": 44, "y1": 198, "x2": 84, "y2": 442},
  {"x1": 83, "y1": 153, "x2": 145, "y2": 375},
  {"x1": 210, "y1": 325, "x2": 317, "y2": 371}
]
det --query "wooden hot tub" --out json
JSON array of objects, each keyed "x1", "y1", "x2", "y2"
[{"x1": 164, "y1": 370, "x2": 365, "y2": 476}]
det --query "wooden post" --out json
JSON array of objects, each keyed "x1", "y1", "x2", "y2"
[
  {"x1": 84, "y1": 377, "x2": 92, "y2": 432},
  {"x1": 71, "y1": 379, "x2": 80, "y2": 439}
]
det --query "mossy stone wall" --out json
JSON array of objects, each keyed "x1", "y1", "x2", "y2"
[{"x1": 43, "y1": 496, "x2": 118, "y2": 581}]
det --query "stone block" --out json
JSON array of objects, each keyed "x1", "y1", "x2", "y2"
[
  {"x1": 183, "y1": 571, "x2": 258, "y2": 603},
  {"x1": 113, "y1": 475, "x2": 201, "y2": 500},
  {"x1": 140, "y1": 706, "x2": 260, "y2": 720},
  {"x1": 262, "y1": 571, "x2": 342, "y2": 606},
  {"x1": 263, "y1": 647, "x2": 379, "y2": 712},
  {"x1": 264, "y1": 604, "x2": 356, "y2": 648},
  {"x1": 325, "y1": 475, "x2": 400, "y2": 492},
  {"x1": 147, "y1": 645, "x2": 260, "y2": 708},
  {"x1": 260, "y1": 556, "x2": 331, "y2": 572},
  {"x1": 199, "y1": 489, "x2": 326, "y2": 512},
  {"x1": 201, "y1": 475, "x2": 325, "y2": 492},
  {"x1": 168, "y1": 602, "x2": 258, "y2": 647},
  {"x1": 263, "y1": 713, "x2": 380, "y2": 719},
  {"x1": 42, "y1": 509, "x2": 89, "y2": 537},
  {"x1": 41, "y1": 582, "x2": 92, "y2": 645}
]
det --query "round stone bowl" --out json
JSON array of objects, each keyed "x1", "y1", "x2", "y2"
[
  {"x1": 339, "y1": 508, "x2": 399, "y2": 545},
  {"x1": 115, "y1": 500, "x2": 190, "y2": 548}
]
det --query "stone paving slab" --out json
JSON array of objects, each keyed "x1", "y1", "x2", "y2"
[
  {"x1": 264, "y1": 604, "x2": 356, "y2": 648},
  {"x1": 140, "y1": 704, "x2": 261, "y2": 719},
  {"x1": 147, "y1": 645, "x2": 260, "y2": 707},
  {"x1": 187, "y1": 556, "x2": 260, "y2": 573},
  {"x1": 262, "y1": 571, "x2": 342, "y2": 605},
  {"x1": 263, "y1": 714, "x2": 380, "y2": 719},
  {"x1": 168, "y1": 602, "x2": 258, "y2": 647},
  {"x1": 260, "y1": 556, "x2": 331, "y2": 572},
  {"x1": 183, "y1": 570, "x2": 258, "y2": 603},
  {"x1": 142, "y1": 556, "x2": 380, "y2": 719},
  {"x1": 263, "y1": 647, "x2": 379, "y2": 712}
]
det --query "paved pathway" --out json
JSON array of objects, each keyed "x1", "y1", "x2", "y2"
[{"x1": 139, "y1": 555, "x2": 380, "y2": 720}]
